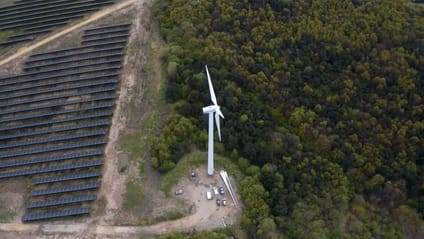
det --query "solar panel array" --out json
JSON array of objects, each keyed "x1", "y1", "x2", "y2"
[
  {"x1": 27, "y1": 195, "x2": 97, "y2": 208},
  {"x1": 22, "y1": 208, "x2": 91, "y2": 222},
  {"x1": 0, "y1": 0, "x2": 116, "y2": 47},
  {"x1": 0, "y1": 23, "x2": 131, "y2": 222}
]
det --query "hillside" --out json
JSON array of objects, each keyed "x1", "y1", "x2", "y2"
[{"x1": 153, "y1": 0, "x2": 424, "y2": 238}]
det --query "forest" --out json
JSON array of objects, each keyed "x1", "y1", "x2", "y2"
[{"x1": 151, "y1": 0, "x2": 423, "y2": 238}]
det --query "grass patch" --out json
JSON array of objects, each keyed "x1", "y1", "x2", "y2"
[
  {"x1": 0, "y1": 210, "x2": 15, "y2": 222},
  {"x1": 164, "y1": 210, "x2": 184, "y2": 221},
  {"x1": 0, "y1": 29, "x2": 24, "y2": 42},
  {"x1": 119, "y1": 24, "x2": 168, "y2": 162},
  {"x1": 123, "y1": 180, "x2": 144, "y2": 214},
  {"x1": 0, "y1": 0, "x2": 14, "y2": 8},
  {"x1": 159, "y1": 151, "x2": 244, "y2": 196}
]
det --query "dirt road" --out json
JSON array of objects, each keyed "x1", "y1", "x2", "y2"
[{"x1": 0, "y1": 0, "x2": 140, "y2": 67}]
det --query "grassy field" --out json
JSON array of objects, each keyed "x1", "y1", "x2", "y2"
[
  {"x1": 158, "y1": 151, "x2": 244, "y2": 197},
  {"x1": 0, "y1": 0, "x2": 14, "y2": 8}
]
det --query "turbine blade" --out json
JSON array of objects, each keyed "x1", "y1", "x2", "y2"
[
  {"x1": 205, "y1": 65, "x2": 218, "y2": 105},
  {"x1": 217, "y1": 108, "x2": 224, "y2": 119},
  {"x1": 215, "y1": 112, "x2": 222, "y2": 141}
]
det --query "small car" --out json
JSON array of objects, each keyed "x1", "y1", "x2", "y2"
[
  {"x1": 219, "y1": 186, "x2": 225, "y2": 195},
  {"x1": 175, "y1": 188, "x2": 184, "y2": 195},
  {"x1": 222, "y1": 198, "x2": 227, "y2": 206},
  {"x1": 206, "y1": 190, "x2": 213, "y2": 200},
  {"x1": 216, "y1": 198, "x2": 221, "y2": 206},
  {"x1": 213, "y1": 187, "x2": 219, "y2": 195},
  {"x1": 191, "y1": 171, "x2": 196, "y2": 178}
]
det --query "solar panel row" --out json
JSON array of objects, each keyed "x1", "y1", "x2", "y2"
[
  {"x1": 0, "y1": 120, "x2": 110, "y2": 141},
  {"x1": 0, "y1": 160, "x2": 103, "y2": 179},
  {"x1": 33, "y1": 171, "x2": 100, "y2": 185},
  {"x1": 26, "y1": 46, "x2": 124, "y2": 64},
  {"x1": 0, "y1": 102, "x2": 114, "y2": 123},
  {"x1": 84, "y1": 23, "x2": 130, "y2": 33},
  {"x1": 23, "y1": 53, "x2": 123, "y2": 70},
  {"x1": 0, "y1": 73, "x2": 117, "y2": 93},
  {"x1": 0, "y1": 0, "x2": 102, "y2": 18},
  {"x1": 3, "y1": 8, "x2": 96, "y2": 30},
  {"x1": 30, "y1": 40, "x2": 126, "y2": 58},
  {"x1": 0, "y1": 139, "x2": 107, "y2": 159},
  {"x1": 0, "y1": 111, "x2": 112, "y2": 132},
  {"x1": 22, "y1": 207, "x2": 91, "y2": 222},
  {"x1": 83, "y1": 29, "x2": 129, "y2": 38},
  {"x1": 0, "y1": 2, "x2": 114, "y2": 22},
  {"x1": 0, "y1": 0, "x2": 73, "y2": 12},
  {"x1": 0, "y1": 94, "x2": 115, "y2": 115},
  {"x1": 0, "y1": 150, "x2": 103, "y2": 169},
  {"x1": 0, "y1": 66, "x2": 121, "y2": 86},
  {"x1": 9, "y1": 29, "x2": 52, "y2": 40},
  {"x1": 32, "y1": 181, "x2": 100, "y2": 196},
  {"x1": 0, "y1": 130, "x2": 107, "y2": 150},
  {"x1": 80, "y1": 34, "x2": 129, "y2": 44},
  {"x1": 0, "y1": 14, "x2": 84, "y2": 31},
  {"x1": 1, "y1": 59, "x2": 121, "y2": 81},
  {"x1": 27, "y1": 195, "x2": 97, "y2": 208},
  {"x1": 0, "y1": 85, "x2": 117, "y2": 108},
  {"x1": 0, "y1": 38, "x2": 33, "y2": 46}
]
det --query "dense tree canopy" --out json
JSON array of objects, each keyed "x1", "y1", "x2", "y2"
[{"x1": 152, "y1": 0, "x2": 424, "y2": 238}]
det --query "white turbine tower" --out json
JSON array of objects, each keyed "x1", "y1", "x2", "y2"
[{"x1": 202, "y1": 65, "x2": 224, "y2": 175}]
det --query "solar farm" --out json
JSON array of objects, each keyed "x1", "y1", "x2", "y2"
[
  {"x1": 0, "y1": 23, "x2": 131, "y2": 222},
  {"x1": 0, "y1": 0, "x2": 117, "y2": 47}
]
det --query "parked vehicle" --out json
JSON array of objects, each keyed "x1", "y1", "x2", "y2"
[
  {"x1": 213, "y1": 187, "x2": 219, "y2": 195},
  {"x1": 222, "y1": 198, "x2": 227, "y2": 206},
  {"x1": 175, "y1": 188, "x2": 184, "y2": 195},
  {"x1": 219, "y1": 186, "x2": 225, "y2": 195},
  {"x1": 216, "y1": 198, "x2": 221, "y2": 206},
  {"x1": 206, "y1": 190, "x2": 213, "y2": 200}
]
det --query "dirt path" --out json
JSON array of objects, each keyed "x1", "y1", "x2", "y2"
[{"x1": 0, "y1": 0, "x2": 140, "y2": 67}]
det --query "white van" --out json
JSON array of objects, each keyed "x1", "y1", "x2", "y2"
[{"x1": 206, "y1": 190, "x2": 213, "y2": 200}]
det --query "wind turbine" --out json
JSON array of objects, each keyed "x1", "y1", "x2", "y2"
[{"x1": 202, "y1": 65, "x2": 224, "y2": 175}]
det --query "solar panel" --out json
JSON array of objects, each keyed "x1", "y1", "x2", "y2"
[
  {"x1": 22, "y1": 207, "x2": 91, "y2": 222},
  {"x1": 8, "y1": 29, "x2": 52, "y2": 39},
  {"x1": 0, "y1": 73, "x2": 117, "y2": 93},
  {"x1": 0, "y1": 0, "x2": 73, "y2": 13},
  {"x1": 0, "y1": 14, "x2": 84, "y2": 31},
  {"x1": 26, "y1": 47, "x2": 124, "y2": 64},
  {"x1": 83, "y1": 29, "x2": 129, "y2": 38},
  {"x1": 33, "y1": 171, "x2": 100, "y2": 185},
  {"x1": 84, "y1": 23, "x2": 130, "y2": 33},
  {"x1": 0, "y1": 0, "x2": 103, "y2": 18},
  {"x1": 0, "y1": 38, "x2": 33, "y2": 46},
  {"x1": 32, "y1": 181, "x2": 100, "y2": 196},
  {"x1": 0, "y1": 84, "x2": 117, "y2": 108},
  {"x1": 24, "y1": 53, "x2": 123, "y2": 71},
  {"x1": 0, "y1": 1, "x2": 113, "y2": 22},
  {"x1": 30, "y1": 41, "x2": 126, "y2": 58},
  {"x1": 0, "y1": 59, "x2": 121, "y2": 81},
  {"x1": 0, "y1": 66, "x2": 121, "y2": 84},
  {"x1": 24, "y1": 22, "x2": 68, "y2": 32},
  {"x1": 0, "y1": 150, "x2": 103, "y2": 169},
  {"x1": 3, "y1": 9, "x2": 97, "y2": 31},
  {"x1": 0, "y1": 130, "x2": 107, "y2": 150},
  {"x1": 0, "y1": 111, "x2": 112, "y2": 132},
  {"x1": 80, "y1": 34, "x2": 129, "y2": 44},
  {"x1": 27, "y1": 195, "x2": 97, "y2": 208},
  {"x1": 0, "y1": 120, "x2": 110, "y2": 141},
  {"x1": 0, "y1": 94, "x2": 115, "y2": 115},
  {"x1": 0, "y1": 102, "x2": 113, "y2": 124},
  {"x1": 0, "y1": 139, "x2": 107, "y2": 160},
  {"x1": 0, "y1": 160, "x2": 103, "y2": 178}
]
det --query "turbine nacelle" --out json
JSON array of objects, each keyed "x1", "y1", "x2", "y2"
[{"x1": 202, "y1": 105, "x2": 220, "y2": 114}]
